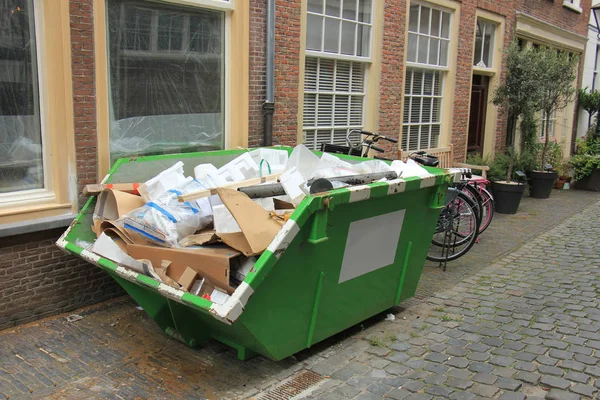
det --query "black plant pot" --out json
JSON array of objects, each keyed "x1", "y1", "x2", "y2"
[
  {"x1": 575, "y1": 168, "x2": 600, "y2": 191},
  {"x1": 491, "y1": 181, "x2": 526, "y2": 214},
  {"x1": 528, "y1": 171, "x2": 558, "y2": 199}
]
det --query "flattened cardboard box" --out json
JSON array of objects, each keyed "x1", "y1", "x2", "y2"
[{"x1": 126, "y1": 244, "x2": 240, "y2": 293}]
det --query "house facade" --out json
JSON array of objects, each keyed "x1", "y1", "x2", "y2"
[
  {"x1": 577, "y1": 0, "x2": 600, "y2": 139},
  {"x1": 0, "y1": 0, "x2": 591, "y2": 329}
]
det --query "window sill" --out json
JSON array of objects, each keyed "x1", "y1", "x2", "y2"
[
  {"x1": 562, "y1": 1, "x2": 582, "y2": 14},
  {"x1": 473, "y1": 67, "x2": 496, "y2": 76},
  {"x1": 0, "y1": 212, "x2": 76, "y2": 238},
  {"x1": 0, "y1": 202, "x2": 73, "y2": 225}
]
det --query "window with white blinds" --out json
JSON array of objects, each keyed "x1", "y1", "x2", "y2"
[
  {"x1": 303, "y1": 57, "x2": 365, "y2": 149},
  {"x1": 402, "y1": 2, "x2": 452, "y2": 151},
  {"x1": 303, "y1": 0, "x2": 373, "y2": 150},
  {"x1": 402, "y1": 69, "x2": 443, "y2": 151}
]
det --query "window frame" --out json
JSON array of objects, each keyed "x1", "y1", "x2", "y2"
[
  {"x1": 0, "y1": 0, "x2": 76, "y2": 224},
  {"x1": 473, "y1": 18, "x2": 496, "y2": 70},
  {"x1": 301, "y1": 0, "x2": 375, "y2": 150},
  {"x1": 401, "y1": 0, "x2": 457, "y2": 152},
  {"x1": 562, "y1": 0, "x2": 582, "y2": 14},
  {"x1": 95, "y1": 0, "x2": 248, "y2": 178}
]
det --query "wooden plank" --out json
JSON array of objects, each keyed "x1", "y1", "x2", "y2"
[
  {"x1": 177, "y1": 174, "x2": 280, "y2": 202},
  {"x1": 82, "y1": 183, "x2": 141, "y2": 196}
]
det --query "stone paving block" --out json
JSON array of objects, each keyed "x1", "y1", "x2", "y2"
[
  {"x1": 424, "y1": 385, "x2": 454, "y2": 398},
  {"x1": 550, "y1": 350, "x2": 574, "y2": 360},
  {"x1": 468, "y1": 383, "x2": 499, "y2": 397},
  {"x1": 515, "y1": 371, "x2": 540, "y2": 384},
  {"x1": 404, "y1": 394, "x2": 432, "y2": 400},
  {"x1": 465, "y1": 343, "x2": 490, "y2": 353},
  {"x1": 366, "y1": 381, "x2": 393, "y2": 395},
  {"x1": 407, "y1": 347, "x2": 427, "y2": 357},
  {"x1": 446, "y1": 347, "x2": 468, "y2": 357},
  {"x1": 333, "y1": 384, "x2": 361, "y2": 398},
  {"x1": 523, "y1": 336, "x2": 543, "y2": 345},
  {"x1": 515, "y1": 361, "x2": 536, "y2": 372},
  {"x1": 355, "y1": 392, "x2": 386, "y2": 400},
  {"x1": 391, "y1": 342, "x2": 411, "y2": 352},
  {"x1": 382, "y1": 376, "x2": 409, "y2": 388},
  {"x1": 468, "y1": 362, "x2": 494, "y2": 373},
  {"x1": 569, "y1": 345, "x2": 593, "y2": 356},
  {"x1": 544, "y1": 389, "x2": 581, "y2": 400},
  {"x1": 569, "y1": 383, "x2": 597, "y2": 398},
  {"x1": 574, "y1": 354, "x2": 598, "y2": 365},
  {"x1": 429, "y1": 343, "x2": 447, "y2": 353},
  {"x1": 387, "y1": 352, "x2": 410, "y2": 364},
  {"x1": 537, "y1": 355, "x2": 559, "y2": 366},
  {"x1": 423, "y1": 362, "x2": 448, "y2": 374},
  {"x1": 540, "y1": 375, "x2": 572, "y2": 390},
  {"x1": 559, "y1": 360, "x2": 586, "y2": 372},
  {"x1": 544, "y1": 340, "x2": 570, "y2": 350},
  {"x1": 404, "y1": 359, "x2": 427, "y2": 370},
  {"x1": 466, "y1": 352, "x2": 489, "y2": 362},
  {"x1": 406, "y1": 371, "x2": 428, "y2": 380},
  {"x1": 424, "y1": 352, "x2": 447, "y2": 363},
  {"x1": 385, "y1": 364, "x2": 411, "y2": 376},
  {"x1": 401, "y1": 380, "x2": 424, "y2": 392},
  {"x1": 565, "y1": 371, "x2": 590, "y2": 384},
  {"x1": 490, "y1": 356, "x2": 516, "y2": 367},
  {"x1": 449, "y1": 390, "x2": 476, "y2": 400},
  {"x1": 524, "y1": 345, "x2": 548, "y2": 355},
  {"x1": 584, "y1": 366, "x2": 600, "y2": 377},
  {"x1": 471, "y1": 372, "x2": 497, "y2": 385},
  {"x1": 505, "y1": 341, "x2": 526, "y2": 351},
  {"x1": 538, "y1": 365, "x2": 565, "y2": 376},
  {"x1": 387, "y1": 388, "x2": 411, "y2": 400},
  {"x1": 332, "y1": 367, "x2": 358, "y2": 381},
  {"x1": 482, "y1": 337, "x2": 504, "y2": 347},
  {"x1": 347, "y1": 376, "x2": 374, "y2": 388},
  {"x1": 496, "y1": 377, "x2": 522, "y2": 391},
  {"x1": 365, "y1": 369, "x2": 388, "y2": 380}
]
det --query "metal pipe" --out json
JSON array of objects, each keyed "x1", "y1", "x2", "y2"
[{"x1": 263, "y1": 0, "x2": 275, "y2": 146}]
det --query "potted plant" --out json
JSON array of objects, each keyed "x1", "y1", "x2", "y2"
[
  {"x1": 578, "y1": 88, "x2": 600, "y2": 134},
  {"x1": 489, "y1": 149, "x2": 527, "y2": 214},
  {"x1": 528, "y1": 46, "x2": 579, "y2": 199},
  {"x1": 490, "y1": 42, "x2": 539, "y2": 213},
  {"x1": 571, "y1": 129, "x2": 600, "y2": 191}
]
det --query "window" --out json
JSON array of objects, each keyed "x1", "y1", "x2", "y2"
[
  {"x1": 106, "y1": 0, "x2": 225, "y2": 163},
  {"x1": 403, "y1": 3, "x2": 452, "y2": 151},
  {"x1": 562, "y1": 0, "x2": 582, "y2": 13},
  {"x1": 474, "y1": 19, "x2": 495, "y2": 69},
  {"x1": 540, "y1": 111, "x2": 556, "y2": 141},
  {"x1": 403, "y1": 69, "x2": 443, "y2": 151},
  {"x1": 303, "y1": 0, "x2": 372, "y2": 150},
  {"x1": 0, "y1": 0, "x2": 43, "y2": 194},
  {"x1": 593, "y1": 45, "x2": 600, "y2": 92}
]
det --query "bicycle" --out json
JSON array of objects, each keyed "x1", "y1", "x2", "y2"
[{"x1": 319, "y1": 129, "x2": 398, "y2": 159}]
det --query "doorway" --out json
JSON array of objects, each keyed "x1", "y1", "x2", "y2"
[{"x1": 468, "y1": 75, "x2": 489, "y2": 155}]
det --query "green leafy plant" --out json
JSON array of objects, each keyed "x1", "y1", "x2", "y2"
[
  {"x1": 578, "y1": 88, "x2": 600, "y2": 131},
  {"x1": 570, "y1": 130, "x2": 600, "y2": 180},
  {"x1": 535, "y1": 46, "x2": 579, "y2": 169},
  {"x1": 492, "y1": 42, "x2": 542, "y2": 182}
]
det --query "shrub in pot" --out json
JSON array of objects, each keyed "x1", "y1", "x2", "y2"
[
  {"x1": 528, "y1": 47, "x2": 578, "y2": 199},
  {"x1": 489, "y1": 150, "x2": 527, "y2": 214},
  {"x1": 571, "y1": 132, "x2": 600, "y2": 191}
]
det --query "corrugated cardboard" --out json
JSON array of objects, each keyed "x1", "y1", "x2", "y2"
[
  {"x1": 126, "y1": 244, "x2": 240, "y2": 293},
  {"x1": 216, "y1": 188, "x2": 282, "y2": 256},
  {"x1": 178, "y1": 267, "x2": 198, "y2": 292},
  {"x1": 179, "y1": 229, "x2": 219, "y2": 247},
  {"x1": 92, "y1": 189, "x2": 145, "y2": 238}
]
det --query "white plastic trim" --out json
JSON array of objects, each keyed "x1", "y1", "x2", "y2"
[
  {"x1": 348, "y1": 185, "x2": 371, "y2": 203},
  {"x1": 266, "y1": 219, "x2": 300, "y2": 258}
]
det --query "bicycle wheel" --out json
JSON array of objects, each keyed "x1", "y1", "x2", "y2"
[
  {"x1": 431, "y1": 188, "x2": 480, "y2": 247},
  {"x1": 461, "y1": 183, "x2": 483, "y2": 229},
  {"x1": 427, "y1": 191, "x2": 479, "y2": 262},
  {"x1": 477, "y1": 186, "x2": 495, "y2": 234}
]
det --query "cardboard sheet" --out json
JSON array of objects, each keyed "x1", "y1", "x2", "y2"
[
  {"x1": 126, "y1": 244, "x2": 240, "y2": 293},
  {"x1": 216, "y1": 188, "x2": 282, "y2": 256},
  {"x1": 92, "y1": 189, "x2": 145, "y2": 238},
  {"x1": 179, "y1": 229, "x2": 220, "y2": 247}
]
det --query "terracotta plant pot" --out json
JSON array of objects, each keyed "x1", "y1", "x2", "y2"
[
  {"x1": 491, "y1": 181, "x2": 526, "y2": 214},
  {"x1": 554, "y1": 180, "x2": 566, "y2": 189},
  {"x1": 527, "y1": 171, "x2": 558, "y2": 199}
]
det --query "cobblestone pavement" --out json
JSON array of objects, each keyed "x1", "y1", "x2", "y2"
[{"x1": 0, "y1": 190, "x2": 598, "y2": 400}]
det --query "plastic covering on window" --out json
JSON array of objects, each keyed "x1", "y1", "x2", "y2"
[
  {"x1": 107, "y1": 0, "x2": 225, "y2": 164},
  {"x1": 0, "y1": 0, "x2": 44, "y2": 194}
]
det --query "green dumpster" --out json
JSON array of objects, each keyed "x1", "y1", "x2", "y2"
[{"x1": 57, "y1": 147, "x2": 454, "y2": 361}]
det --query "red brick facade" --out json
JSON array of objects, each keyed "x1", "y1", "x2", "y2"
[
  {"x1": 1, "y1": 0, "x2": 591, "y2": 329},
  {"x1": 248, "y1": 0, "x2": 268, "y2": 148}
]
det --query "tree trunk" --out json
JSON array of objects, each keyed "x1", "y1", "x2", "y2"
[{"x1": 541, "y1": 109, "x2": 550, "y2": 169}]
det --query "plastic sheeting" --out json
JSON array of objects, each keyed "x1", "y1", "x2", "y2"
[
  {"x1": 106, "y1": 0, "x2": 225, "y2": 163},
  {"x1": 0, "y1": 0, "x2": 44, "y2": 193}
]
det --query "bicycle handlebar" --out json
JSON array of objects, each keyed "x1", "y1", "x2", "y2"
[{"x1": 351, "y1": 130, "x2": 399, "y2": 144}]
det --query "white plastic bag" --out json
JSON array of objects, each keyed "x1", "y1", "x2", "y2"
[
  {"x1": 122, "y1": 177, "x2": 213, "y2": 247},
  {"x1": 249, "y1": 148, "x2": 289, "y2": 176},
  {"x1": 392, "y1": 159, "x2": 430, "y2": 178},
  {"x1": 138, "y1": 161, "x2": 187, "y2": 202},
  {"x1": 194, "y1": 163, "x2": 228, "y2": 188},
  {"x1": 285, "y1": 144, "x2": 321, "y2": 181}
]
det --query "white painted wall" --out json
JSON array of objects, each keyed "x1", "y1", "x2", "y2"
[{"x1": 578, "y1": 0, "x2": 600, "y2": 139}]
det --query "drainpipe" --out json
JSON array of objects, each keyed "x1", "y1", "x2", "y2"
[{"x1": 263, "y1": 0, "x2": 275, "y2": 146}]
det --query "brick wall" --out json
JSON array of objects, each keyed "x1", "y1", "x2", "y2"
[
  {"x1": 249, "y1": 0, "x2": 268, "y2": 148},
  {"x1": 0, "y1": 229, "x2": 123, "y2": 330},
  {"x1": 515, "y1": 0, "x2": 591, "y2": 37},
  {"x1": 378, "y1": 1, "x2": 408, "y2": 157},
  {"x1": 70, "y1": 0, "x2": 98, "y2": 204},
  {"x1": 272, "y1": 0, "x2": 303, "y2": 146}
]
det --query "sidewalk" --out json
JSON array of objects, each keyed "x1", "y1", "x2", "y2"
[{"x1": 0, "y1": 189, "x2": 598, "y2": 400}]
